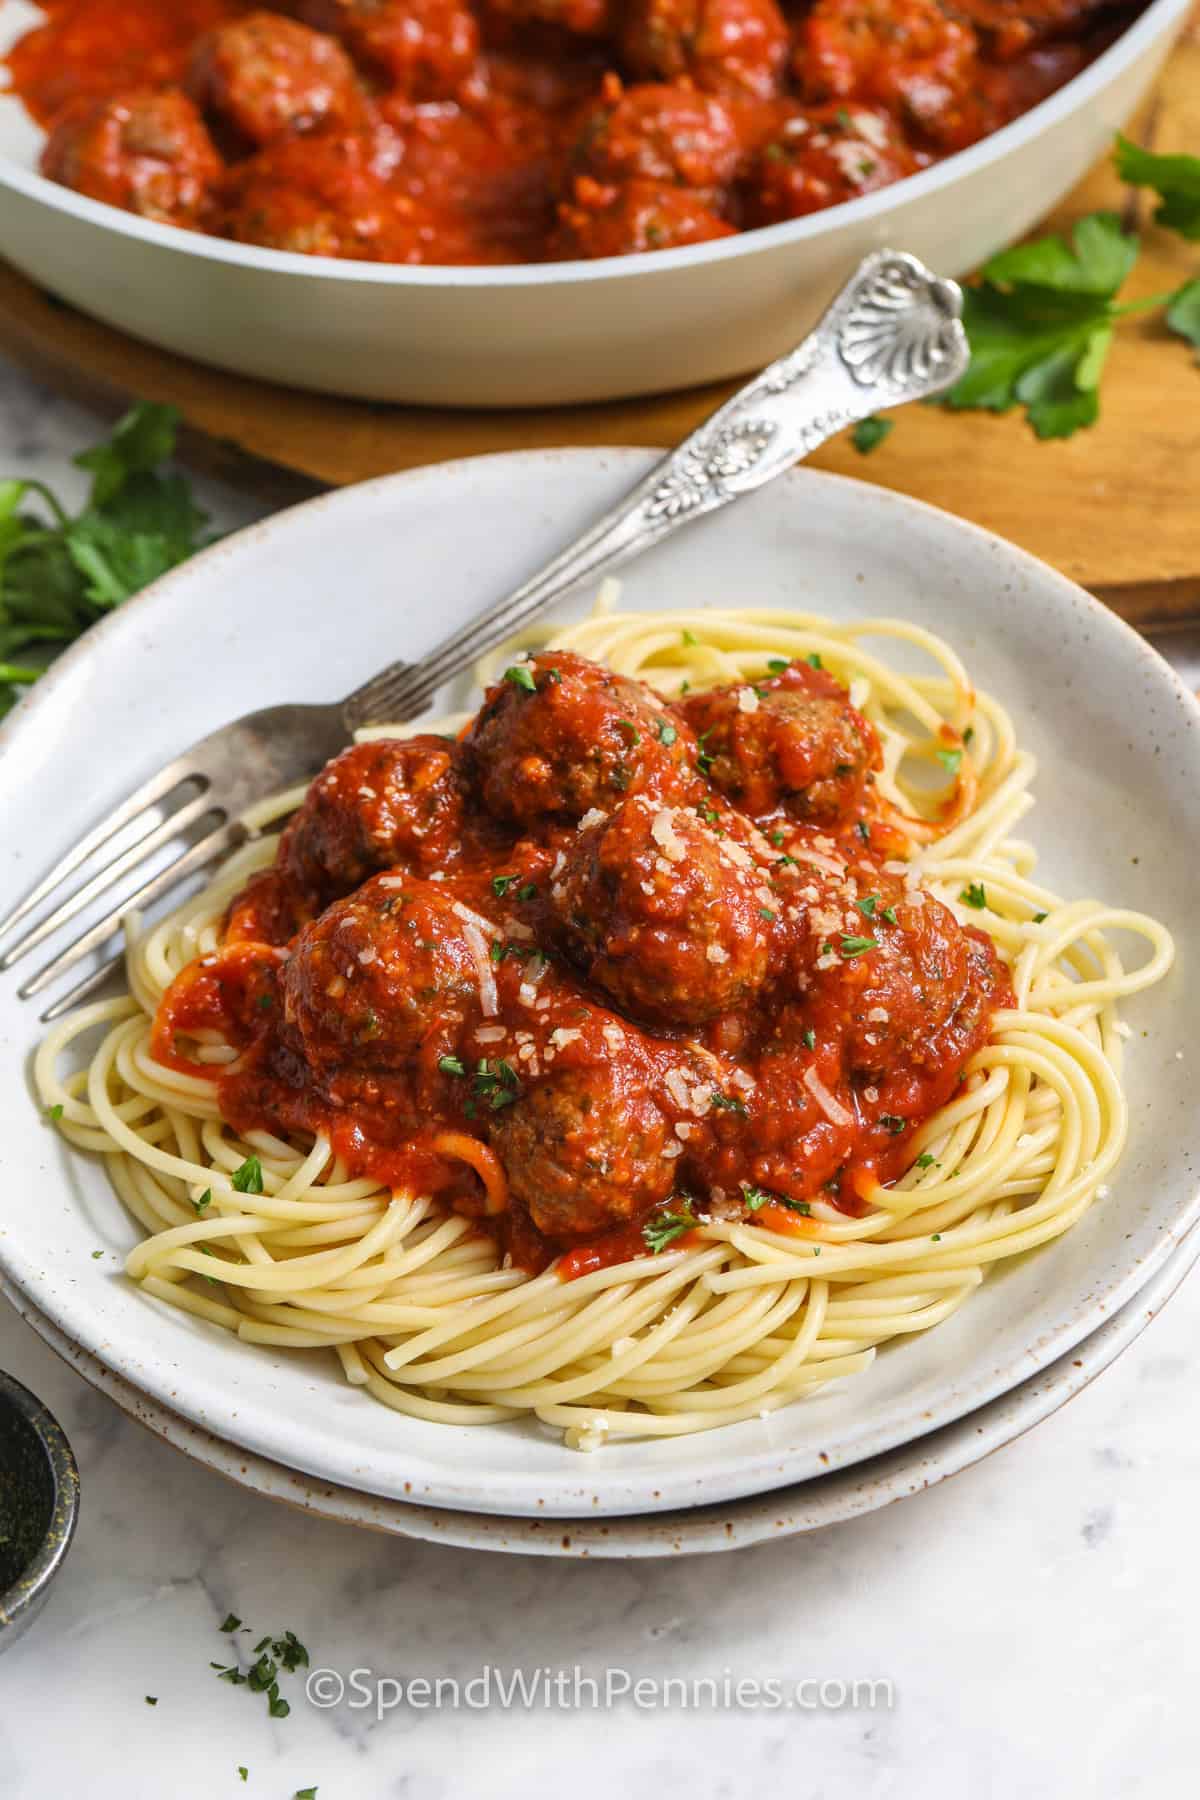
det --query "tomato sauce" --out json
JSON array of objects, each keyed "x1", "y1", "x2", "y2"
[
  {"x1": 152, "y1": 650, "x2": 1011, "y2": 1277},
  {"x1": 7, "y1": 0, "x2": 1144, "y2": 263}
]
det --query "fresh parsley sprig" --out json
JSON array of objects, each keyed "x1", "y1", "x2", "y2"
[
  {"x1": 1115, "y1": 135, "x2": 1200, "y2": 240},
  {"x1": 0, "y1": 403, "x2": 210, "y2": 718}
]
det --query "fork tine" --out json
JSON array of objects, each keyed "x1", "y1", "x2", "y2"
[
  {"x1": 38, "y1": 946, "x2": 128, "y2": 1023},
  {"x1": 18, "y1": 817, "x2": 249, "y2": 1001},
  {"x1": 0, "y1": 759, "x2": 204, "y2": 948},
  {"x1": 0, "y1": 791, "x2": 220, "y2": 971}
]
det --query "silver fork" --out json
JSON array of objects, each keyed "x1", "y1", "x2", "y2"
[{"x1": 1, "y1": 250, "x2": 967, "y2": 1021}]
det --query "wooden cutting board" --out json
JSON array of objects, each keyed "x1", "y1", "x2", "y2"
[{"x1": 1, "y1": 13, "x2": 1198, "y2": 629}]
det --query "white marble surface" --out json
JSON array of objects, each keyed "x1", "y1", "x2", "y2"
[{"x1": 2, "y1": 360, "x2": 1199, "y2": 1800}]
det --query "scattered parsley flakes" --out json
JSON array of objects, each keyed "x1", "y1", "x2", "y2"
[
  {"x1": 616, "y1": 717, "x2": 641, "y2": 745},
  {"x1": 881, "y1": 905, "x2": 898, "y2": 925},
  {"x1": 759, "y1": 907, "x2": 776, "y2": 921},
  {"x1": 852, "y1": 416, "x2": 893, "y2": 455},
  {"x1": 681, "y1": 629, "x2": 698, "y2": 646},
  {"x1": 491, "y1": 873, "x2": 517, "y2": 896},
  {"x1": 960, "y1": 881, "x2": 988, "y2": 909},
  {"x1": 45, "y1": 1102, "x2": 64, "y2": 1121},
  {"x1": 856, "y1": 821, "x2": 870, "y2": 843},
  {"x1": 438, "y1": 1055, "x2": 466, "y2": 1076},
  {"x1": 91, "y1": 1249, "x2": 103, "y2": 1259},
  {"x1": 220, "y1": 1614, "x2": 242, "y2": 1633},
  {"x1": 741, "y1": 1184, "x2": 770, "y2": 1211},
  {"x1": 193, "y1": 1188, "x2": 212, "y2": 1214},
  {"x1": 504, "y1": 663, "x2": 536, "y2": 692},
  {"x1": 1032, "y1": 910, "x2": 1049, "y2": 924},
  {"x1": 710, "y1": 1090, "x2": 748, "y2": 1115},
  {"x1": 517, "y1": 882, "x2": 538, "y2": 901},
  {"x1": 657, "y1": 719, "x2": 678, "y2": 746},
  {"x1": 963, "y1": 726, "x2": 975, "y2": 745},
  {"x1": 805, "y1": 652, "x2": 823, "y2": 669},
  {"x1": 296, "y1": 1790, "x2": 319, "y2": 1800},
  {"x1": 767, "y1": 657, "x2": 789, "y2": 674},
  {"x1": 239, "y1": 1773, "x2": 248, "y2": 1785},
  {"x1": 231, "y1": 1155, "x2": 263, "y2": 1195},
  {"x1": 856, "y1": 893, "x2": 879, "y2": 917},
  {"x1": 879, "y1": 1115, "x2": 907, "y2": 1135},
  {"x1": 643, "y1": 1210, "x2": 696, "y2": 1253},
  {"x1": 915, "y1": 1152, "x2": 939, "y2": 1170},
  {"x1": 473, "y1": 1057, "x2": 522, "y2": 1111},
  {"x1": 802, "y1": 1028, "x2": 816, "y2": 1051},
  {"x1": 931, "y1": 1233, "x2": 942, "y2": 1242},
  {"x1": 937, "y1": 747, "x2": 963, "y2": 775},
  {"x1": 145, "y1": 1696, "x2": 158, "y2": 1706},
  {"x1": 839, "y1": 934, "x2": 877, "y2": 959}
]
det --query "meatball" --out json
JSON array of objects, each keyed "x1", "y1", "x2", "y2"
[
  {"x1": 743, "y1": 102, "x2": 917, "y2": 224},
  {"x1": 566, "y1": 81, "x2": 746, "y2": 204},
  {"x1": 187, "y1": 11, "x2": 363, "y2": 149},
  {"x1": 282, "y1": 874, "x2": 485, "y2": 1070},
  {"x1": 677, "y1": 663, "x2": 880, "y2": 824},
  {"x1": 286, "y1": 0, "x2": 479, "y2": 100},
  {"x1": 796, "y1": 0, "x2": 985, "y2": 151},
  {"x1": 556, "y1": 176, "x2": 735, "y2": 257},
  {"x1": 490, "y1": 1063, "x2": 676, "y2": 1238},
  {"x1": 467, "y1": 652, "x2": 699, "y2": 826},
  {"x1": 224, "y1": 129, "x2": 479, "y2": 260},
  {"x1": 952, "y1": 0, "x2": 1107, "y2": 62},
  {"x1": 279, "y1": 736, "x2": 465, "y2": 906},
  {"x1": 552, "y1": 796, "x2": 771, "y2": 1025},
  {"x1": 41, "y1": 88, "x2": 222, "y2": 228},
  {"x1": 621, "y1": 0, "x2": 790, "y2": 103}
]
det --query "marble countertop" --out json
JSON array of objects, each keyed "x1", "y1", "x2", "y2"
[{"x1": 2, "y1": 362, "x2": 1198, "y2": 1800}]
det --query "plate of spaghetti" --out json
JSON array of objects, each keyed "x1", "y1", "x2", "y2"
[{"x1": 3, "y1": 449, "x2": 1197, "y2": 1518}]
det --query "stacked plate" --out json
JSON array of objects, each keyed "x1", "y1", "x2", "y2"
[{"x1": 2, "y1": 452, "x2": 1198, "y2": 1554}]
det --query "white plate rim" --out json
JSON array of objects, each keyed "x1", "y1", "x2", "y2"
[
  {"x1": 0, "y1": 0, "x2": 1188, "y2": 288},
  {"x1": 1, "y1": 447, "x2": 1198, "y2": 1519},
  {"x1": 5, "y1": 1225, "x2": 1196, "y2": 1558}
]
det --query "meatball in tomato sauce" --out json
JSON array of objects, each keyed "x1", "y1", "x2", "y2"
[
  {"x1": 622, "y1": 0, "x2": 791, "y2": 101},
  {"x1": 285, "y1": 0, "x2": 479, "y2": 99},
  {"x1": 556, "y1": 175, "x2": 735, "y2": 255},
  {"x1": 278, "y1": 736, "x2": 466, "y2": 907},
  {"x1": 551, "y1": 796, "x2": 772, "y2": 1026},
  {"x1": 489, "y1": 1061, "x2": 676, "y2": 1238},
  {"x1": 744, "y1": 102, "x2": 918, "y2": 223},
  {"x1": 41, "y1": 88, "x2": 222, "y2": 228},
  {"x1": 795, "y1": 0, "x2": 987, "y2": 151},
  {"x1": 468, "y1": 651, "x2": 699, "y2": 826},
  {"x1": 281, "y1": 874, "x2": 486, "y2": 1071},
  {"x1": 565, "y1": 80, "x2": 746, "y2": 202},
  {"x1": 677, "y1": 661, "x2": 880, "y2": 826},
  {"x1": 188, "y1": 11, "x2": 364, "y2": 149}
]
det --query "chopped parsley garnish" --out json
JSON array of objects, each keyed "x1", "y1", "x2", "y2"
[
  {"x1": 193, "y1": 1189, "x2": 212, "y2": 1215},
  {"x1": 296, "y1": 1790, "x2": 318, "y2": 1799},
  {"x1": 852, "y1": 416, "x2": 893, "y2": 455},
  {"x1": 504, "y1": 663, "x2": 536, "y2": 692},
  {"x1": 438, "y1": 1055, "x2": 465, "y2": 1076},
  {"x1": 960, "y1": 881, "x2": 988, "y2": 909},
  {"x1": 856, "y1": 893, "x2": 879, "y2": 917},
  {"x1": 710, "y1": 1090, "x2": 748, "y2": 1115},
  {"x1": 681, "y1": 628, "x2": 698, "y2": 646},
  {"x1": 239, "y1": 1773, "x2": 248, "y2": 1785},
  {"x1": 963, "y1": 726, "x2": 975, "y2": 745},
  {"x1": 802, "y1": 1028, "x2": 816, "y2": 1050},
  {"x1": 491, "y1": 873, "x2": 517, "y2": 896},
  {"x1": 937, "y1": 747, "x2": 963, "y2": 775},
  {"x1": 879, "y1": 1115, "x2": 907, "y2": 1135},
  {"x1": 474, "y1": 1058, "x2": 522, "y2": 1111},
  {"x1": 517, "y1": 882, "x2": 538, "y2": 902},
  {"x1": 231, "y1": 1156, "x2": 263, "y2": 1195},
  {"x1": 616, "y1": 717, "x2": 640, "y2": 744},
  {"x1": 767, "y1": 658, "x2": 789, "y2": 674},
  {"x1": 759, "y1": 907, "x2": 776, "y2": 921},
  {"x1": 657, "y1": 719, "x2": 678, "y2": 746},
  {"x1": 695, "y1": 726, "x2": 715, "y2": 775},
  {"x1": 643, "y1": 1210, "x2": 696, "y2": 1253},
  {"x1": 931, "y1": 1234, "x2": 942, "y2": 1242},
  {"x1": 856, "y1": 821, "x2": 870, "y2": 843},
  {"x1": 775, "y1": 853, "x2": 797, "y2": 869},
  {"x1": 840, "y1": 935, "x2": 877, "y2": 959},
  {"x1": 221, "y1": 1614, "x2": 243, "y2": 1633},
  {"x1": 145, "y1": 1696, "x2": 157, "y2": 1706},
  {"x1": 806, "y1": 652, "x2": 823, "y2": 670},
  {"x1": 1032, "y1": 911, "x2": 1048, "y2": 924},
  {"x1": 698, "y1": 801, "x2": 720, "y2": 825},
  {"x1": 915, "y1": 1152, "x2": 939, "y2": 1170},
  {"x1": 45, "y1": 1102, "x2": 64, "y2": 1121},
  {"x1": 881, "y1": 905, "x2": 898, "y2": 925},
  {"x1": 770, "y1": 830, "x2": 786, "y2": 845},
  {"x1": 741, "y1": 1185, "x2": 770, "y2": 1211},
  {"x1": 91, "y1": 1250, "x2": 103, "y2": 1259}
]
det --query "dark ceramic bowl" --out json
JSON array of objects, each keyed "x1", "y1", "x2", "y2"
[{"x1": 0, "y1": 1369, "x2": 80, "y2": 1651}]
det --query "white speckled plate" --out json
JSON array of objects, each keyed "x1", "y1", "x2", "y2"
[
  {"x1": 4, "y1": 1229, "x2": 1196, "y2": 1556},
  {"x1": 1, "y1": 451, "x2": 1198, "y2": 1518}
]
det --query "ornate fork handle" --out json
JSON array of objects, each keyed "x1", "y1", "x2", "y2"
[{"x1": 344, "y1": 250, "x2": 968, "y2": 730}]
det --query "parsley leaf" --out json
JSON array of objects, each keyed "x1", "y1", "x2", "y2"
[
  {"x1": 504, "y1": 664, "x2": 536, "y2": 692},
  {"x1": 0, "y1": 404, "x2": 209, "y2": 719},
  {"x1": 657, "y1": 719, "x2": 678, "y2": 746},
  {"x1": 852, "y1": 416, "x2": 893, "y2": 455},
  {"x1": 643, "y1": 1210, "x2": 696, "y2": 1253},
  {"x1": 960, "y1": 881, "x2": 988, "y2": 910},
  {"x1": 915, "y1": 1152, "x2": 939, "y2": 1170},
  {"x1": 231, "y1": 1156, "x2": 264, "y2": 1195},
  {"x1": 839, "y1": 934, "x2": 877, "y2": 959},
  {"x1": 1166, "y1": 279, "x2": 1200, "y2": 360},
  {"x1": 944, "y1": 213, "x2": 1139, "y2": 438},
  {"x1": 1115, "y1": 135, "x2": 1200, "y2": 240}
]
